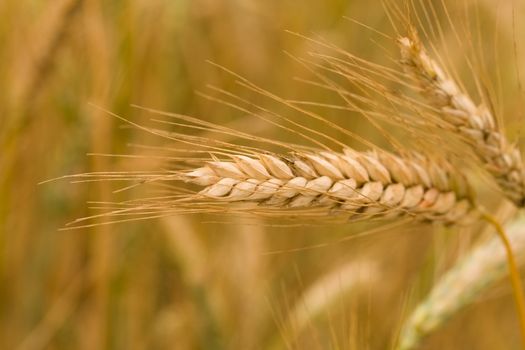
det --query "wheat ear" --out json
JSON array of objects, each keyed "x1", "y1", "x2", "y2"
[
  {"x1": 397, "y1": 216, "x2": 525, "y2": 350},
  {"x1": 183, "y1": 148, "x2": 477, "y2": 224},
  {"x1": 398, "y1": 29, "x2": 525, "y2": 206}
]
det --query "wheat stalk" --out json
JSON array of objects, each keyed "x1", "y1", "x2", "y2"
[
  {"x1": 398, "y1": 29, "x2": 525, "y2": 206},
  {"x1": 397, "y1": 215, "x2": 525, "y2": 350},
  {"x1": 182, "y1": 148, "x2": 477, "y2": 224}
]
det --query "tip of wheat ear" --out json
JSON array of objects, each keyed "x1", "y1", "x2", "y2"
[
  {"x1": 183, "y1": 149, "x2": 477, "y2": 224},
  {"x1": 398, "y1": 32, "x2": 525, "y2": 207}
]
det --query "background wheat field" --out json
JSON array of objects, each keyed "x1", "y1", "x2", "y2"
[{"x1": 2, "y1": 0, "x2": 525, "y2": 349}]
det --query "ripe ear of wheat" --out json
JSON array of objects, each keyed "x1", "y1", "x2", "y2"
[
  {"x1": 182, "y1": 148, "x2": 478, "y2": 224},
  {"x1": 398, "y1": 29, "x2": 525, "y2": 206}
]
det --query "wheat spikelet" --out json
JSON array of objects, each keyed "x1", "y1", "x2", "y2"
[
  {"x1": 397, "y1": 215, "x2": 525, "y2": 350},
  {"x1": 398, "y1": 29, "x2": 525, "y2": 206},
  {"x1": 182, "y1": 148, "x2": 477, "y2": 224}
]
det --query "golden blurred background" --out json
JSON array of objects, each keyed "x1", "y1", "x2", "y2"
[{"x1": 1, "y1": 0, "x2": 525, "y2": 349}]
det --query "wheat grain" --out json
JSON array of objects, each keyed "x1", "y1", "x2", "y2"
[
  {"x1": 398, "y1": 29, "x2": 525, "y2": 206},
  {"x1": 182, "y1": 148, "x2": 477, "y2": 224}
]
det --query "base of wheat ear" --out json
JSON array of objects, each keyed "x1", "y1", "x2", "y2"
[{"x1": 181, "y1": 148, "x2": 478, "y2": 224}]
